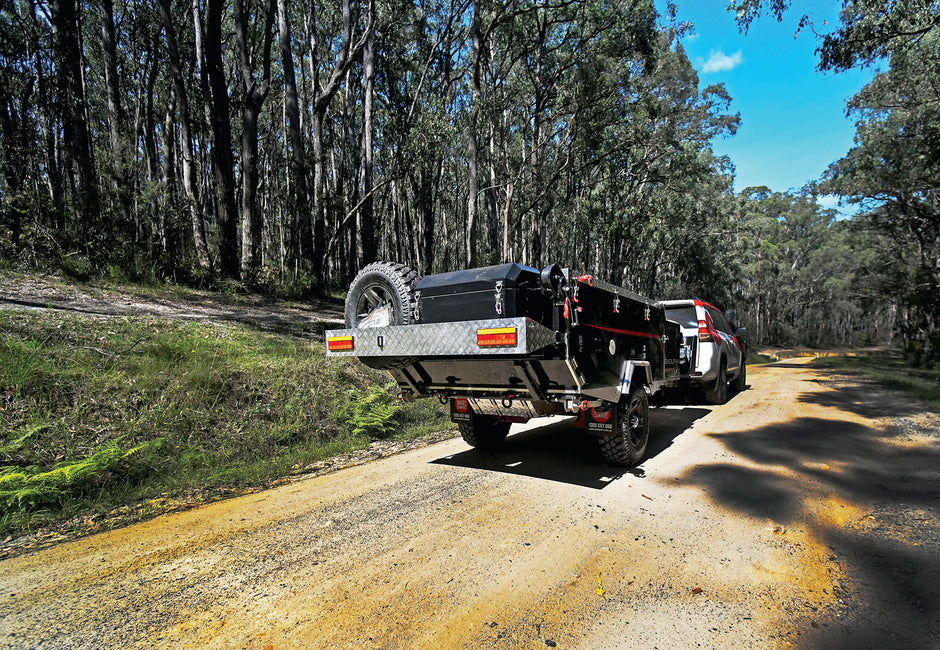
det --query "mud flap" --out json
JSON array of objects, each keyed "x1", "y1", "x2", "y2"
[
  {"x1": 450, "y1": 397, "x2": 472, "y2": 424},
  {"x1": 585, "y1": 405, "x2": 618, "y2": 437}
]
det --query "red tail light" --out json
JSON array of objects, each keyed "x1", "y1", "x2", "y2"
[
  {"x1": 327, "y1": 335, "x2": 355, "y2": 351},
  {"x1": 698, "y1": 320, "x2": 713, "y2": 342},
  {"x1": 698, "y1": 311, "x2": 722, "y2": 343},
  {"x1": 477, "y1": 327, "x2": 517, "y2": 347}
]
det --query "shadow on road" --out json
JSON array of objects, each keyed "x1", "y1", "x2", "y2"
[
  {"x1": 431, "y1": 406, "x2": 710, "y2": 489},
  {"x1": 799, "y1": 379, "x2": 922, "y2": 419},
  {"x1": 675, "y1": 388, "x2": 940, "y2": 647}
]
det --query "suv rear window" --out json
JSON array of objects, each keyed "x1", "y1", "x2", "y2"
[{"x1": 665, "y1": 306, "x2": 698, "y2": 329}]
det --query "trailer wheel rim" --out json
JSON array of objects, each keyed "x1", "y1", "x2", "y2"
[
  {"x1": 626, "y1": 392, "x2": 648, "y2": 447},
  {"x1": 354, "y1": 282, "x2": 394, "y2": 328}
]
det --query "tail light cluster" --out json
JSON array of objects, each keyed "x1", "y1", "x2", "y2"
[{"x1": 698, "y1": 313, "x2": 719, "y2": 343}]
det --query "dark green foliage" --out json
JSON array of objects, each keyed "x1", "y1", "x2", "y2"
[
  {"x1": 821, "y1": 15, "x2": 940, "y2": 365},
  {"x1": 731, "y1": 188, "x2": 890, "y2": 349}
]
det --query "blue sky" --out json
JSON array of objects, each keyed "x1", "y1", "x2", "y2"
[{"x1": 658, "y1": 2, "x2": 877, "y2": 211}]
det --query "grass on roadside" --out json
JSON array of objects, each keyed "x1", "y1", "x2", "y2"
[
  {"x1": 811, "y1": 351, "x2": 940, "y2": 408},
  {"x1": 746, "y1": 351, "x2": 777, "y2": 365},
  {"x1": 0, "y1": 310, "x2": 451, "y2": 538}
]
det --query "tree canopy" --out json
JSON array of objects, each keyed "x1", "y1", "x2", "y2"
[{"x1": 0, "y1": 0, "x2": 935, "y2": 362}]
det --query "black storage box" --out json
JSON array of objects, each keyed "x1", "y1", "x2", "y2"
[{"x1": 414, "y1": 263, "x2": 552, "y2": 325}]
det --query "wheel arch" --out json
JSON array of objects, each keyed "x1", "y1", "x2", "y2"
[{"x1": 623, "y1": 360, "x2": 653, "y2": 397}]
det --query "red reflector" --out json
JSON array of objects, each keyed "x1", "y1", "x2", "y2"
[
  {"x1": 327, "y1": 336, "x2": 354, "y2": 351},
  {"x1": 477, "y1": 327, "x2": 517, "y2": 347},
  {"x1": 454, "y1": 398, "x2": 470, "y2": 413}
]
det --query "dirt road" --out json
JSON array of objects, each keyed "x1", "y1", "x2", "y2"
[{"x1": 1, "y1": 358, "x2": 937, "y2": 649}]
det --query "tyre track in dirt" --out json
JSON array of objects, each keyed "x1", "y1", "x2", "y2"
[{"x1": 1, "y1": 358, "x2": 938, "y2": 649}]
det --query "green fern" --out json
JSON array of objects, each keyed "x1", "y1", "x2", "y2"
[
  {"x1": 344, "y1": 384, "x2": 403, "y2": 439},
  {"x1": 0, "y1": 439, "x2": 155, "y2": 514},
  {"x1": 0, "y1": 468, "x2": 28, "y2": 489},
  {"x1": 0, "y1": 422, "x2": 48, "y2": 455}
]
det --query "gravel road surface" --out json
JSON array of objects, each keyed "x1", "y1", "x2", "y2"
[{"x1": 1, "y1": 357, "x2": 937, "y2": 649}]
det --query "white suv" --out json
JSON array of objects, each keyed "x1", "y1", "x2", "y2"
[{"x1": 662, "y1": 299, "x2": 747, "y2": 404}]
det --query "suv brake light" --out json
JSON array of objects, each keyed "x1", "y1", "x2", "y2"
[{"x1": 698, "y1": 320, "x2": 713, "y2": 342}]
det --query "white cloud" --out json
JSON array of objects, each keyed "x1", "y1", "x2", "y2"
[{"x1": 699, "y1": 50, "x2": 744, "y2": 73}]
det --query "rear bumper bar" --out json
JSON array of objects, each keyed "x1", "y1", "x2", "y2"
[{"x1": 325, "y1": 317, "x2": 557, "y2": 358}]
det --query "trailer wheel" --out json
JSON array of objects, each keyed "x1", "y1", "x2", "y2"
[
  {"x1": 458, "y1": 415, "x2": 510, "y2": 449},
  {"x1": 704, "y1": 360, "x2": 728, "y2": 404},
  {"x1": 599, "y1": 386, "x2": 649, "y2": 466},
  {"x1": 345, "y1": 262, "x2": 420, "y2": 329}
]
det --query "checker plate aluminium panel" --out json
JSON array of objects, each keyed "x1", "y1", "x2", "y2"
[{"x1": 326, "y1": 317, "x2": 556, "y2": 357}]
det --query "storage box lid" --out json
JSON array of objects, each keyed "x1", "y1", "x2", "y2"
[{"x1": 416, "y1": 263, "x2": 540, "y2": 296}]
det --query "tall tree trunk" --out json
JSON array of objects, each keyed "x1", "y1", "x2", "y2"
[
  {"x1": 359, "y1": 21, "x2": 376, "y2": 268},
  {"x1": 465, "y1": 0, "x2": 482, "y2": 268},
  {"x1": 51, "y1": 0, "x2": 99, "y2": 244},
  {"x1": 277, "y1": 0, "x2": 313, "y2": 278},
  {"x1": 98, "y1": 0, "x2": 123, "y2": 145},
  {"x1": 487, "y1": 124, "x2": 499, "y2": 257},
  {"x1": 21, "y1": 0, "x2": 64, "y2": 219},
  {"x1": 236, "y1": 0, "x2": 275, "y2": 281},
  {"x1": 158, "y1": 0, "x2": 212, "y2": 271},
  {"x1": 143, "y1": 41, "x2": 163, "y2": 257},
  {"x1": 306, "y1": 0, "x2": 373, "y2": 289},
  {"x1": 205, "y1": 0, "x2": 240, "y2": 278},
  {"x1": 311, "y1": 107, "x2": 326, "y2": 285},
  {"x1": 98, "y1": 0, "x2": 126, "y2": 179}
]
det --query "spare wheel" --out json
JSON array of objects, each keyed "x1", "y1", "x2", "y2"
[{"x1": 345, "y1": 262, "x2": 420, "y2": 328}]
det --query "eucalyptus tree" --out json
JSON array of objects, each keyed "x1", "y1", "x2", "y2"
[
  {"x1": 235, "y1": 0, "x2": 276, "y2": 280},
  {"x1": 368, "y1": 0, "x2": 469, "y2": 274},
  {"x1": 731, "y1": 0, "x2": 940, "y2": 72},
  {"x1": 307, "y1": 0, "x2": 373, "y2": 288},
  {"x1": 731, "y1": 0, "x2": 940, "y2": 362},
  {"x1": 731, "y1": 188, "x2": 889, "y2": 348},
  {"x1": 158, "y1": 0, "x2": 212, "y2": 272},
  {"x1": 540, "y1": 27, "x2": 737, "y2": 297},
  {"x1": 203, "y1": 0, "x2": 239, "y2": 278},
  {"x1": 52, "y1": 0, "x2": 100, "y2": 245},
  {"x1": 0, "y1": 0, "x2": 41, "y2": 256},
  {"x1": 823, "y1": 33, "x2": 940, "y2": 363}
]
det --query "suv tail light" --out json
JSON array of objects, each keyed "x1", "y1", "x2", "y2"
[
  {"x1": 698, "y1": 320, "x2": 713, "y2": 342},
  {"x1": 698, "y1": 312, "x2": 720, "y2": 343}
]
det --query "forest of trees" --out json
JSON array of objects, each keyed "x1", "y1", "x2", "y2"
[{"x1": 0, "y1": 0, "x2": 937, "y2": 363}]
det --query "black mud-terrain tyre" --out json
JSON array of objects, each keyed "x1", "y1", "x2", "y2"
[
  {"x1": 598, "y1": 386, "x2": 650, "y2": 466},
  {"x1": 731, "y1": 359, "x2": 747, "y2": 393},
  {"x1": 458, "y1": 415, "x2": 511, "y2": 450},
  {"x1": 704, "y1": 360, "x2": 728, "y2": 405},
  {"x1": 345, "y1": 262, "x2": 419, "y2": 329}
]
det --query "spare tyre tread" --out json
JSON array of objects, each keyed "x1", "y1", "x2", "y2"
[{"x1": 345, "y1": 261, "x2": 420, "y2": 329}]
